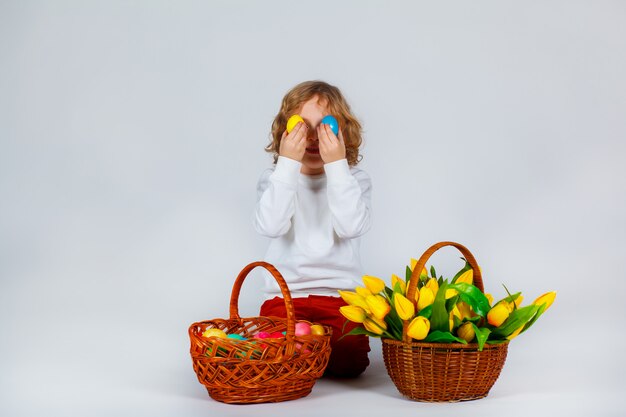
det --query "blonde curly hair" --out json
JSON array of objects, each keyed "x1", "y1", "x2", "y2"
[{"x1": 265, "y1": 80, "x2": 363, "y2": 166}]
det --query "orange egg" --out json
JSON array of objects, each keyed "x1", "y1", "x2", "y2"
[{"x1": 310, "y1": 324, "x2": 325, "y2": 336}]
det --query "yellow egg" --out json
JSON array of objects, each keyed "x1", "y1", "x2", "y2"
[
  {"x1": 286, "y1": 114, "x2": 304, "y2": 133},
  {"x1": 310, "y1": 324, "x2": 325, "y2": 336},
  {"x1": 202, "y1": 328, "x2": 227, "y2": 339}
]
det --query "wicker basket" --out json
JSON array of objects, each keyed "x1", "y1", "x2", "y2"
[
  {"x1": 189, "y1": 262, "x2": 332, "y2": 404},
  {"x1": 382, "y1": 241, "x2": 509, "y2": 402}
]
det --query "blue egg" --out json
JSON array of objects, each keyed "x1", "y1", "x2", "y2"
[
  {"x1": 321, "y1": 115, "x2": 339, "y2": 136},
  {"x1": 227, "y1": 333, "x2": 247, "y2": 341}
]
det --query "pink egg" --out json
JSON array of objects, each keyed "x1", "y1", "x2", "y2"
[
  {"x1": 254, "y1": 331, "x2": 270, "y2": 339},
  {"x1": 268, "y1": 331, "x2": 285, "y2": 338},
  {"x1": 295, "y1": 322, "x2": 311, "y2": 336}
]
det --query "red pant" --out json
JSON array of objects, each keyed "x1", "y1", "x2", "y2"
[{"x1": 260, "y1": 295, "x2": 370, "y2": 378}]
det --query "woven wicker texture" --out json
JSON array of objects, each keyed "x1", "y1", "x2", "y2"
[
  {"x1": 189, "y1": 262, "x2": 332, "y2": 404},
  {"x1": 383, "y1": 241, "x2": 509, "y2": 402}
]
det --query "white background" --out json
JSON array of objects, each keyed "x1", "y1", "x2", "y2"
[{"x1": 1, "y1": 1, "x2": 625, "y2": 416}]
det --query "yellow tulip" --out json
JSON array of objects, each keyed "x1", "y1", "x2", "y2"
[
  {"x1": 407, "y1": 316, "x2": 430, "y2": 340},
  {"x1": 391, "y1": 274, "x2": 406, "y2": 294},
  {"x1": 457, "y1": 322, "x2": 475, "y2": 343},
  {"x1": 487, "y1": 302, "x2": 510, "y2": 327},
  {"x1": 355, "y1": 286, "x2": 372, "y2": 298},
  {"x1": 456, "y1": 269, "x2": 474, "y2": 285},
  {"x1": 485, "y1": 293, "x2": 494, "y2": 306},
  {"x1": 393, "y1": 292, "x2": 415, "y2": 320},
  {"x1": 425, "y1": 278, "x2": 439, "y2": 294},
  {"x1": 338, "y1": 290, "x2": 371, "y2": 313},
  {"x1": 337, "y1": 290, "x2": 367, "y2": 309},
  {"x1": 533, "y1": 291, "x2": 556, "y2": 311},
  {"x1": 339, "y1": 305, "x2": 367, "y2": 323},
  {"x1": 504, "y1": 302, "x2": 513, "y2": 313},
  {"x1": 417, "y1": 287, "x2": 435, "y2": 311},
  {"x1": 451, "y1": 305, "x2": 462, "y2": 319},
  {"x1": 456, "y1": 301, "x2": 473, "y2": 320},
  {"x1": 365, "y1": 295, "x2": 391, "y2": 320},
  {"x1": 410, "y1": 258, "x2": 428, "y2": 277},
  {"x1": 445, "y1": 289, "x2": 458, "y2": 299},
  {"x1": 506, "y1": 325, "x2": 525, "y2": 341},
  {"x1": 363, "y1": 275, "x2": 385, "y2": 294},
  {"x1": 505, "y1": 296, "x2": 523, "y2": 311},
  {"x1": 363, "y1": 316, "x2": 387, "y2": 335}
]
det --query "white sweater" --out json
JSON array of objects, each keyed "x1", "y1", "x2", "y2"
[{"x1": 254, "y1": 156, "x2": 372, "y2": 298}]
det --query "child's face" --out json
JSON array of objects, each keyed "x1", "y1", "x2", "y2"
[{"x1": 298, "y1": 95, "x2": 328, "y2": 175}]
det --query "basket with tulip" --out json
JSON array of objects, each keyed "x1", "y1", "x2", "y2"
[{"x1": 339, "y1": 241, "x2": 556, "y2": 402}]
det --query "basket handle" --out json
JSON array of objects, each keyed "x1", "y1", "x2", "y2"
[
  {"x1": 404, "y1": 241, "x2": 484, "y2": 343},
  {"x1": 228, "y1": 261, "x2": 296, "y2": 338}
]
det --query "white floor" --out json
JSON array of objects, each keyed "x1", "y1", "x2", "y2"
[{"x1": 3, "y1": 324, "x2": 624, "y2": 417}]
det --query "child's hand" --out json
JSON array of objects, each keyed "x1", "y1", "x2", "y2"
[
  {"x1": 318, "y1": 124, "x2": 346, "y2": 164},
  {"x1": 279, "y1": 122, "x2": 308, "y2": 162}
]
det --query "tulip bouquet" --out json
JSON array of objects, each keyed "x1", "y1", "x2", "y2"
[{"x1": 339, "y1": 258, "x2": 556, "y2": 351}]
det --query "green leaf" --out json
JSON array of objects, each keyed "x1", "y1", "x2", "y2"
[
  {"x1": 418, "y1": 305, "x2": 432, "y2": 319},
  {"x1": 500, "y1": 291, "x2": 522, "y2": 306},
  {"x1": 491, "y1": 304, "x2": 540, "y2": 338},
  {"x1": 448, "y1": 283, "x2": 491, "y2": 317},
  {"x1": 471, "y1": 323, "x2": 490, "y2": 351},
  {"x1": 424, "y1": 330, "x2": 467, "y2": 344},
  {"x1": 430, "y1": 265, "x2": 437, "y2": 279},
  {"x1": 445, "y1": 295, "x2": 459, "y2": 313},
  {"x1": 430, "y1": 282, "x2": 449, "y2": 332},
  {"x1": 405, "y1": 265, "x2": 412, "y2": 282},
  {"x1": 384, "y1": 286, "x2": 394, "y2": 300},
  {"x1": 520, "y1": 303, "x2": 547, "y2": 334}
]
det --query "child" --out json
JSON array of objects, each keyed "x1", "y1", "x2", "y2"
[{"x1": 253, "y1": 80, "x2": 371, "y2": 377}]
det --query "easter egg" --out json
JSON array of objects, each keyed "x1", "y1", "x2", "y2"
[
  {"x1": 310, "y1": 324, "x2": 325, "y2": 336},
  {"x1": 321, "y1": 115, "x2": 339, "y2": 136},
  {"x1": 286, "y1": 114, "x2": 304, "y2": 133},
  {"x1": 268, "y1": 331, "x2": 285, "y2": 339},
  {"x1": 254, "y1": 331, "x2": 271, "y2": 339},
  {"x1": 295, "y1": 322, "x2": 311, "y2": 336},
  {"x1": 202, "y1": 328, "x2": 227, "y2": 339},
  {"x1": 227, "y1": 333, "x2": 247, "y2": 341}
]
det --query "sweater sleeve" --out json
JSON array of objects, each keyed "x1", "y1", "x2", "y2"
[
  {"x1": 253, "y1": 156, "x2": 301, "y2": 238},
  {"x1": 325, "y1": 159, "x2": 372, "y2": 239}
]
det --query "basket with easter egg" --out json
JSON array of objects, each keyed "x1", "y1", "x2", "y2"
[
  {"x1": 339, "y1": 241, "x2": 556, "y2": 402},
  {"x1": 188, "y1": 262, "x2": 332, "y2": 404}
]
